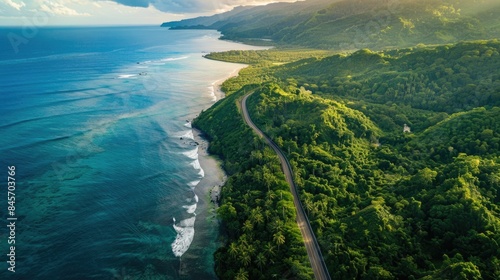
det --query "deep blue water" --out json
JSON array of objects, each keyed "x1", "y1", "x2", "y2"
[{"x1": 0, "y1": 26, "x2": 260, "y2": 279}]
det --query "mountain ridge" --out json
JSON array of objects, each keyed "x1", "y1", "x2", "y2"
[{"x1": 161, "y1": 0, "x2": 500, "y2": 50}]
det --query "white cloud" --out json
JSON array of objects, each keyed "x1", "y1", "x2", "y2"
[
  {"x1": 110, "y1": 0, "x2": 296, "y2": 13},
  {"x1": 4, "y1": 0, "x2": 26, "y2": 10},
  {"x1": 0, "y1": 0, "x2": 297, "y2": 26},
  {"x1": 39, "y1": 1, "x2": 90, "y2": 16}
]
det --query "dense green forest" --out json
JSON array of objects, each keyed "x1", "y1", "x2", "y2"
[
  {"x1": 276, "y1": 41, "x2": 500, "y2": 113},
  {"x1": 194, "y1": 39, "x2": 500, "y2": 279},
  {"x1": 176, "y1": 0, "x2": 500, "y2": 278},
  {"x1": 163, "y1": 0, "x2": 500, "y2": 50},
  {"x1": 193, "y1": 87, "x2": 314, "y2": 279},
  {"x1": 245, "y1": 84, "x2": 500, "y2": 279}
]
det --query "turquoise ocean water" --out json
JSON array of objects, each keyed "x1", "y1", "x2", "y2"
[{"x1": 0, "y1": 26, "x2": 260, "y2": 279}]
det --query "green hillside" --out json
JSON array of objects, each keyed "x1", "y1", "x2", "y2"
[
  {"x1": 194, "y1": 39, "x2": 500, "y2": 279},
  {"x1": 276, "y1": 40, "x2": 500, "y2": 112},
  {"x1": 408, "y1": 107, "x2": 500, "y2": 163},
  {"x1": 162, "y1": 0, "x2": 500, "y2": 50},
  {"x1": 178, "y1": 0, "x2": 500, "y2": 278}
]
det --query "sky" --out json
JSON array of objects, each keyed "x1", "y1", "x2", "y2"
[{"x1": 0, "y1": 0, "x2": 297, "y2": 26}]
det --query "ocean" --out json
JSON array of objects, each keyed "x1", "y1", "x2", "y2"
[{"x1": 0, "y1": 26, "x2": 263, "y2": 279}]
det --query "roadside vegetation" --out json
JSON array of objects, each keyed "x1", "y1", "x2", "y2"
[{"x1": 195, "y1": 39, "x2": 500, "y2": 279}]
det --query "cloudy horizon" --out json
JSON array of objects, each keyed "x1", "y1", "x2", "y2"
[{"x1": 0, "y1": 0, "x2": 298, "y2": 26}]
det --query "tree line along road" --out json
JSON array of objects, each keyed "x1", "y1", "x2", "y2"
[{"x1": 241, "y1": 92, "x2": 331, "y2": 280}]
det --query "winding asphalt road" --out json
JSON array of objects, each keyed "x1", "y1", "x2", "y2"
[{"x1": 241, "y1": 92, "x2": 331, "y2": 280}]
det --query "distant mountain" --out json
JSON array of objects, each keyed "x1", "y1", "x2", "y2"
[
  {"x1": 161, "y1": 0, "x2": 500, "y2": 50},
  {"x1": 161, "y1": 0, "x2": 331, "y2": 35},
  {"x1": 161, "y1": 6, "x2": 255, "y2": 29}
]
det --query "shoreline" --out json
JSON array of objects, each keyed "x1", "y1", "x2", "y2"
[
  {"x1": 191, "y1": 67, "x2": 241, "y2": 208},
  {"x1": 211, "y1": 64, "x2": 246, "y2": 101},
  {"x1": 195, "y1": 66, "x2": 243, "y2": 199},
  {"x1": 192, "y1": 128, "x2": 227, "y2": 206},
  {"x1": 176, "y1": 127, "x2": 226, "y2": 279},
  {"x1": 176, "y1": 68, "x2": 239, "y2": 278}
]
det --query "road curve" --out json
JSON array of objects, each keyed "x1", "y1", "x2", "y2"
[{"x1": 241, "y1": 92, "x2": 331, "y2": 280}]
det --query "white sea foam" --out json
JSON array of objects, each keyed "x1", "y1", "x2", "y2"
[
  {"x1": 194, "y1": 194, "x2": 199, "y2": 203},
  {"x1": 171, "y1": 216, "x2": 196, "y2": 257},
  {"x1": 138, "y1": 56, "x2": 188, "y2": 66},
  {"x1": 183, "y1": 203, "x2": 197, "y2": 214},
  {"x1": 188, "y1": 180, "x2": 201, "y2": 188},
  {"x1": 183, "y1": 147, "x2": 199, "y2": 159},
  {"x1": 179, "y1": 216, "x2": 195, "y2": 227},
  {"x1": 149, "y1": 62, "x2": 165, "y2": 66},
  {"x1": 184, "y1": 121, "x2": 192, "y2": 128},
  {"x1": 189, "y1": 159, "x2": 205, "y2": 178},
  {"x1": 118, "y1": 74, "x2": 137, "y2": 79},
  {"x1": 191, "y1": 159, "x2": 201, "y2": 169},
  {"x1": 208, "y1": 85, "x2": 217, "y2": 101},
  {"x1": 161, "y1": 56, "x2": 189, "y2": 62},
  {"x1": 180, "y1": 130, "x2": 194, "y2": 140}
]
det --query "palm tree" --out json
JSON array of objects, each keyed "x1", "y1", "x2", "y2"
[
  {"x1": 264, "y1": 243, "x2": 276, "y2": 259},
  {"x1": 235, "y1": 268, "x2": 249, "y2": 280},
  {"x1": 240, "y1": 251, "x2": 251, "y2": 267},
  {"x1": 339, "y1": 223, "x2": 348, "y2": 237},
  {"x1": 304, "y1": 197, "x2": 314, "y2": 216},
  {"x1": 273, "y1": 232, "x2": 285, "y2": 250},
  {"x1": 264, "y1": 209, "x2": 272, "y2": 221},
  {"x1": 228, "y1": 242, "x2": 239, "y2": 258},
  {"x1": 270, "y1": 219, "x2": 284, "y2": 233},
  {"x1": 255, "y1": 253, "x2": 266, "y2": 273},
  {"x1": 250, "y1": 207, "x2": 264, "y2": 225},
  {"x1": 243, "y1": 191, "x2": 251, "y2": 204},
  {"x1": 265, "y1": 197, "x2": 273, "y2": 207},
  {"x1": 245, "y1": 243, "x2": 256, "y2": 257},
  {"x1": 266, "y1": 191, "x2": 276, "y2": 201},
  {"x1": 243, "y1": 220, "x2": 253, "y2": 233},
  {"x1": 263, "y1": 167, "x2": 275, "y2": 190}
]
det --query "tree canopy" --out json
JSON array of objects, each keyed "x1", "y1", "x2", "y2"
[{"x1": 194, "y1": 39, "x2": 500, "y2": 279}]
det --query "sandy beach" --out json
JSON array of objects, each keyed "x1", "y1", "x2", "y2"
[
  {"x1": 212, "y1": 64, "x2": 247, "y2": 101},
  {"x1": 175, "y1": 127, "x2": 226, "y2": 278},
  {"x1": 175, "y1": 71, "x2": 239, "y2": 278}
]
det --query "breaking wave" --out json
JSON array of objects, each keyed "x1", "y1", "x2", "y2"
[{"x1": 171, "y1": 217, "x2": 196, "y2": 257}]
